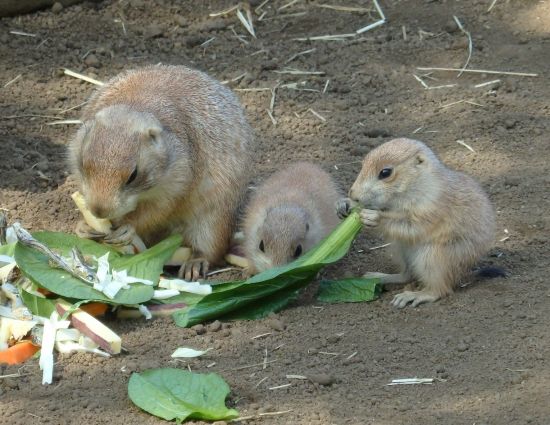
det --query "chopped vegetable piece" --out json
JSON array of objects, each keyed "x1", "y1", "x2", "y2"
[
  {"x1": 80, "y1": 302, "x2": 108, "y2": 317},
  {"x1": 171, "y1": 347, "x2": 213, "y2": 358},
  {"x1": 0, "y1": 340, "x2": 40, "y2": 365},
  {"x1": 56, "y1": 300, "x2": 121, "y2": 355},
  {"x1": 40, "y1": 311, "x2": 70, "y2": 384},
  {"x1": 165, "y1": 247, "x2": 192, "y2": 266},
  {"x1": 158, "y1": 278, "x2": 212, "y2": 295},
  {"x1": 224, "y1": 253, "x2": 249, "y2": 269}
]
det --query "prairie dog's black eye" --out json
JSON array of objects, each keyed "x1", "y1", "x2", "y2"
[
  {"x1": 126, "y1": 167, "x2": 138, "y2": 185},
  {"x1": 259, "y1": 240, "x2": 265, "y2": 252},
  {"x1": 293, "y1": 244, "x2": 302, "y2": 258},
  {"x1": 305, "y1": 223, "x2": 310, "y2": 232},
  {"x1": 378, "y1": 168, "x2": 393, "y2": 180}
]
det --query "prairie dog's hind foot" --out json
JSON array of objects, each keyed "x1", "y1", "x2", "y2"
[
  {"x1": 391, "y1": 290, "x2": 439, "y2": 308},
  {"x1": 179, "y1": 257, "x2": 209, "y2": 281}
]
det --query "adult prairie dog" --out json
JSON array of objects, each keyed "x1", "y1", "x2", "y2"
[
  {"x1": 243, "y1": 162, "x2": 341, "y2": 273},
  {"x1": 68, "y1": 65, "x2": 254, "y2": 280},
  {"x1": 337, "y1": 138, "x2": 495, "y2": 307}
]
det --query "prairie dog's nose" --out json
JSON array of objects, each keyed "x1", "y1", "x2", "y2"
[{"x1": 348, "y1": 186, "x2": 359, "y2": 202}]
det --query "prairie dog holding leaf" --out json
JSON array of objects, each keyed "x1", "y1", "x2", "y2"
[
  {"x1": 68, "y1": 65, "x2": 254, "y2": 280},
  {"x1": 243, "y1": 162, "x2": 341, "y2": 274},
  {"x1": 337, "y1": 138, "x2": 495, "y2": 308}
]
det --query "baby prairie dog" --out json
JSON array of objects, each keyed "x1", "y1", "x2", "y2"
[
  {"x1": 338, "y1": 138, "x2": 495, "y2": 308},
  {"x1": 69, "y1": 65, "x2": 254, "y2": 280},
  {"x1": 243, "y1": 162, "x2": 341, "y2": 273}
]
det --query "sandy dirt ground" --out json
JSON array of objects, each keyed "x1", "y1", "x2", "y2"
[{"x1": 0, "y1": 0, "x2": 549, "y2": 424}]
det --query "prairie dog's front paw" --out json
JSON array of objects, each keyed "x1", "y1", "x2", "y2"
[
  {"x1": 336, "y1": 198, "x2": 354, "y2": 219},
  {"x1": 103, "y1": 224, "x2": 136, "y2": 247},
  {"x1": 75, "y1": 220, "x2": 108, "y2": 241},
  {"x1": 359, "y1": 209, "x2": 380, "y2": 227}
]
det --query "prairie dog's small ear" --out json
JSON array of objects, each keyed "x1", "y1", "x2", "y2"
[
  {"x1": 139, "y1": 125, "x2": 162, "y2": 144},
  {"x1": 147, "y1": 126, "x2": 162, "y2": 139},
  {"x1": 415, "y1": 153, "x2": 426, "y2": 165}
]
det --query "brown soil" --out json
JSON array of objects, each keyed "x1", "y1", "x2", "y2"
[{"x1": 1, "y1": 1, "x2": 549, "y2": 424}]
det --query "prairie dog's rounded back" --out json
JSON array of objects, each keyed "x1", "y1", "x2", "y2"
[
  {"x1": 243, "y1": 162, "x2": 341, "y2": 273},
  {"x1": 68, "y1": 65, "x2": 254, "y2": 260}
]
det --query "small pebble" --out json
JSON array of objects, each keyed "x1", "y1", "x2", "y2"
[
  {"x1": 3, "y1": 378, "x2": 18, "y2": 390},
  {"x1": 308, "y1": 373, "x2": 335, "y2": 386},
  {"x1": 84, "y1": 54, "x2": 100, "y2": 68},
  {"x1": 457, "y1": 342, "x2": 469, "y2": 352},
  {"x1": 208, "y1": 320, "x2": 222, "y2": 332},
  {"x1": 326, "y1": 335, "x2": 341, "y2": 344},
  {"x1": 52, "y1": 2, "x2": 63, "y2": 13},
  {"x1": 174, "y1": 15, "x2": 187, "y2": 27},
  {"x1": 192, "y1": 324, "x2": 206, "y2": 335},
  {"x1": 510, "y1": 375, "x2": 523, "y2": 385},
  {"x1": 146, "y1": 25, "x2": 164, "y2": 39},
  {"x1": 505, "y1": 119, "x2": 517, "y2": 129},
  {"x1": 267, "y1": 318, "x2": 286, "y2": 332},
  {"x1": 444, "y1": 19, "x2": 459, "y2": 33},
  {"x1": 184, "y1": 35, "x2": 205, "y2": 48},
  {"x1": 436, "y1": 365, "x2": 446, "y2": 373}
]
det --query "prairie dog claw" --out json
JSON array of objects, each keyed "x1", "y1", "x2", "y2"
[
  {"x1": 391, "y1": 290, "x2": 438, "y2": 308},
  {"x1": 336, "y1": 198, "x2": 354, "y2": 219},
  {"x1": 179, "y1": 258, "x2": 209, "y2": 282},
  {"x1": 76, "y1": 220, "x2": 136, "y2": 248},
  {"x1": 103, "y1": 224, "x2": 136, "y2": 247},
  {"x1": 75, "y1": 220, "x2": 107, "y2": 240}
]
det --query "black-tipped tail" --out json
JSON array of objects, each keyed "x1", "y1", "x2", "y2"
[{"x1": 474, "y1": 266, "x2": 507, "y2": 279}]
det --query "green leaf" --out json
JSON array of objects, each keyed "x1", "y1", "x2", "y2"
[
  {"x1": 173, "y1": 211, "x2": 362, "y2": 327},
  {"x1": 220, "y1": 284, "x2": 301, "y2": 321},
  {"x1": 110, "y1": 235, "x2": 182, "y2": 283},
  {"x1": 14, "y1": 232, "x2": 182, "y2": 305},
  {"x1": 20, "y1": 288, "x2": 57, "y2": 317},
  {"x1": 128, "y1": 368, "x2": 239, "y2": 422},
  {"x1": 317, "y1": 278, "x2": 382, "y2": 303},
  {"x1": 0, "y1": 242, "x2": 16, "y2": 257}
]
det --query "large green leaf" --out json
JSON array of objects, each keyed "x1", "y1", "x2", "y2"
[
  {"x1": 19, "y1": 287, "x2": 57, "y2": 317},
  {"x1": 220, "y1": 284, "x2": 301, "y2": 321},
  {"x1": 128, "y1": 368, "x2": 239, "y2": 422},
  {"x1": 0, "y1": 242, "x2": 16, "y2": 257},
  {"x1": 173, "y1": 211, "x2": 362, "y2": 327},
  {"x1": 317, "y1": 278, "x2": 382, "y2": 303},
  {"x1": 14, "y1": 232, "x2": 182, "y2": 305},
  {"x1": 110, "y1": 235, "x2": 182, "y2": 282}
]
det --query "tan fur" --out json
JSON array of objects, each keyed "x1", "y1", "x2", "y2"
[
  {"x1": 348, "y1": 138, "x2": 495, "y2": 307},
  {"x1": 243, "y1": 162, "x2": 341, "y2": 273},
  {"x1": 68, "y1": 65, "x2": 254, "y2": 265}
]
